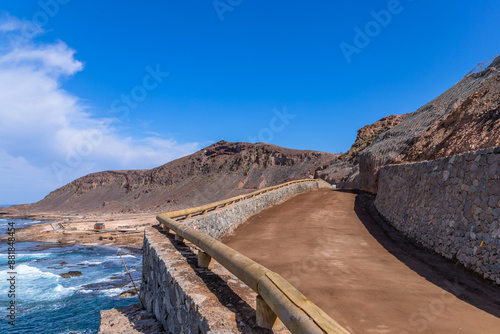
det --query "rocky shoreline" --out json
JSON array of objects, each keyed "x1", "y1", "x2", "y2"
[
  {"x1": 0, "y1": 213, "x2": 148, "y2": 309},
  {"x1": 0, "y1": 212, "x2": 156, "y2": 248}
]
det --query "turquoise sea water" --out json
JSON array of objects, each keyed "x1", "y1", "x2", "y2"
[{"x1": 0, "y1": 218, "x2": 142, "y2": 334}]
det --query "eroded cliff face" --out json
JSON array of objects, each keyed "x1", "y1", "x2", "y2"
[
  {"x1": 9, "y1": 141, "x2": 337, "y2": 214},
  {"x1": 358, "y1": 55, "x2": 500, "y2": 193}
]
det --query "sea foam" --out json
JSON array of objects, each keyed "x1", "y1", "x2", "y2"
[{"x1": 0, "y1": 264, "x2": 75, "y2": 302}]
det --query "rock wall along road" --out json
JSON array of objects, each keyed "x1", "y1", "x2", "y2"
[{"x1": 375, "y1": 146, "x2": 500, "y2": 285}]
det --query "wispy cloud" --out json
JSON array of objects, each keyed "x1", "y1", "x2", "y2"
[{"x1": 0, "y1": 15, "x2": 200, "y2": 203}]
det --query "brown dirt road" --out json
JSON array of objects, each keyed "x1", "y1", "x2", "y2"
[{"x1": 222, "y1": 188, "x2": 500, "y2": 334}]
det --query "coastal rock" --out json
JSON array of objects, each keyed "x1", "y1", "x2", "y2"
[
  {"x1": 59, "y1": 271, "x2": 82, "y2": 278},
  {"x1": 120, "y1": 289, "x2": 138, "y2": 298}
]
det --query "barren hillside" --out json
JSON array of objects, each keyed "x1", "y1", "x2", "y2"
[{"x1": 7, "y1": 141, "x2": 337, "y2": 214}]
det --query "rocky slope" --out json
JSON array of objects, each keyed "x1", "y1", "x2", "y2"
[
  {"x1": 341, "y1": 114, "x2": 409, "y2": 165},
  {"x1": 7, "y1": 141, "x2": 337, "y2": 214},
  {"x1": 318, "y1": 54, "x2": 500, "y2": 192},
  {"x1": 315, "y1": 114, "x2": 407, "y2": 185},
  {"x1": 315, "y1": 114, "x2": 408, "y2": 184},
  {"x1": 358, "y1": 54, "x2": 500, "y2": 192}
]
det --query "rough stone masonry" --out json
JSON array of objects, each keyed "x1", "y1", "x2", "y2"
[{"x1": 375, "y1": 146, "x2": 500, "y2": 285}]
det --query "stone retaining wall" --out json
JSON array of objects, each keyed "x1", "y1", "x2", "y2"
[
  {"x1": 375, "y1": 147, "x2": 500, "y2": 285},
  {"x1": 182, "y1": 180, "x2": 330, "y2": 240},
  {"x1": 140, "y1": 227, "x2": 243, "y2": 333},
  {"x1": 140, "y1": 227, "x2": 291, "y2": 334}
]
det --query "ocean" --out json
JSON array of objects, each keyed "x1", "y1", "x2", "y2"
[{"x1": 0, "y1": 218, "x2": 142, "y2": 334}]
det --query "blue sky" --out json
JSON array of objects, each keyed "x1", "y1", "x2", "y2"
[{"x1": 0, "y1": 0, "x2": 499, "y2": 204}]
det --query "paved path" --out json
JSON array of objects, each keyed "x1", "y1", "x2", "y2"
[{"x1": 222, "y1": 188, "x2": 500, "y2": 334}]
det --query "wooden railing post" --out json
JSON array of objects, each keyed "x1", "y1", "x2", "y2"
[
  {"x1": 256, "y1": 295, "x2": 281, "y2": 329},
  {"x1": 198, "y1": 251, "x2": 214, "y2": 269}
]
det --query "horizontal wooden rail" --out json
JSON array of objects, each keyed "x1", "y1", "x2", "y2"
[
  {"x1": 156, "y1": 180, "x2": 349, "y2": 334},
  {"x1": 165, "y1": 179, "x2": 320, "y2": 220}
]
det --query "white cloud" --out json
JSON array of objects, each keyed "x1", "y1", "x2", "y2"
[
  {"x1": 0, "y1": 41, "x2": 84, "y2": 75},
  {"x1": 0, "y1": 15, "x2": 200, "y2": 204},
  {"x1": 0, "y1": 17, "x2": 25, "y2": 32}
]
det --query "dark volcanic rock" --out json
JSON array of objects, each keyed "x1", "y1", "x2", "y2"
[
  {"x1": 119, "y1": 289, "x2": 138, "y2": 298},
  {"x1": 59, "y1": 271, "x2": 82, "y2": 278}
]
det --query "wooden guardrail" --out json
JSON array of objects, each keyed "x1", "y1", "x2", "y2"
[
  {"x1": 164, "y1": 179, "x2": 317, "y2": 220},
  {"x1": 157, "y1": 180, "x2": 350, "y2": 334}
]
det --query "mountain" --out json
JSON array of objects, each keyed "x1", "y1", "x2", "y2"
[{"x1": 7, "y1": 141, "x2": 338, "y2": 214}]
